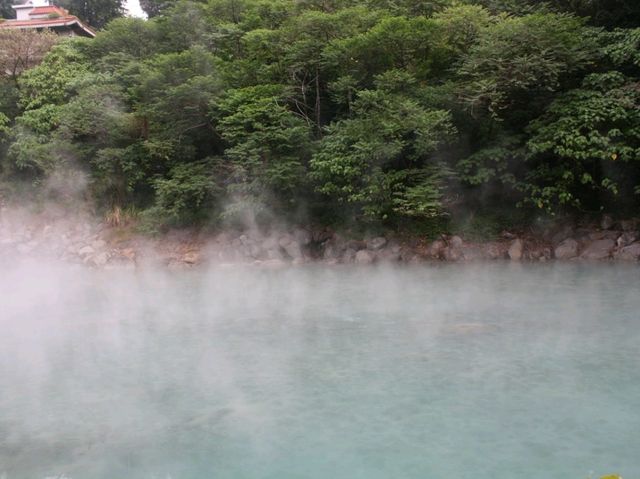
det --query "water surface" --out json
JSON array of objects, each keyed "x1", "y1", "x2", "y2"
[{"x1": 1, "y1": 262, "x2": 639, "y2": 478}]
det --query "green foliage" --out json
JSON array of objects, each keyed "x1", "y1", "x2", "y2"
[
  {"x1": 152, "y1": 158, "x2": 221, "y2": 224},
  {"x1": 524, "y1": 71, "x2": 640, "y2": 211},
  {"x1": 2, "y1": 0, "x2": 640, "y2": 231},
  {"x1": 58, "y1": 0, "x2": 125, "y2": 29},
  {"x1": 311, "y1": 77, "x2": 456, "y2": 221},
  {"x1": 214, "y1": 84, "x2": 312, "y2": 216},
  {"x1": 458, "y1": 12, "x2": 598, "y2": 122}
]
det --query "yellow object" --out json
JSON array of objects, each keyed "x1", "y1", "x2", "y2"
[
  {"x1": 600, "y1": 475, "x2": 622, "y2": 479},
  {"x1": 611, "y1": 153, "x2": 618, "y2": 160}
]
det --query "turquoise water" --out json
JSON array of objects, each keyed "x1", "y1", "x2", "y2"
[{"x1": 1, "y1": 262, "x2": 639, "y2": 478}]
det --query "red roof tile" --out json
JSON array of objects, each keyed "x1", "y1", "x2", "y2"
[
  {"x1": 0, "y1": 15, "x2": 96, "y2": 37},
  {"x1": 29, "y1": 6, "x2": 69, "y2": 16}
]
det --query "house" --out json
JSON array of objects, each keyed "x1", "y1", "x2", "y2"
[{"x1": 0, "y1": 0, "x2": 95, "y2": 37}]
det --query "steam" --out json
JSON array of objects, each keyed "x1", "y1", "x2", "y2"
[{"x1": 0, "y1": 257, "x2": 639, "y2": 478}]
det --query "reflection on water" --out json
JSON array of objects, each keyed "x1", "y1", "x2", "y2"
[{"x1": 1, "y1": 262, "x2": 639, "y2": 478}]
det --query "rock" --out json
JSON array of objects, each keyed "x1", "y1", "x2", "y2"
[
  {"x1": 277, "y1": 234, "x2": 293, "y2": 247},
  {"x1": 449, "y1": 235, "x2": 464, "y2": 248},
  {"x1": 620, "y1": 219, "x2": 639, "y2": 232},
  {"x1": 355, "y1": 250, "x2": 375, "y2": 264},
  {"x1": 554, "y1": 238, "x2": 579, "y2": 260},
  {"x1": 617, "y1": 231, "x2": 637, "y2": 248},
  {"x1": 588, "y1": 230, "x2": 620, "y2": 241},
  {"x1": 182, "y1": 251, "x2": 200, "y2": 264},
  {"x1": 89, "y1": 252, "x2": 109, "y2": 267},
  {"x1": 366, "y1": 236, "x2": 387, "y2": 251},
  {"x1": 459, "y1": 245, "x2": 482, "y2": 261},
  {"x1": 483, "y1": 242, "x2": 506, "y2": 260},
  {"x1": 342, "y1": 247, "x2": 357, "y2": 263},
  {"x1": 614, "y1": 243, "x2": 640, "y2": 261},
  {"x1": 293, "y1": 228, "x2": 312, "y2": 246},
  {"x1": 508, "y1": 239, "x2": 524, "y2": 261},
  {"x1": 91, "y1": 239, "x2": 107, "y2": 250},
  {"x1": 443, "y1": 246, "x2": 463, "y2": 261},
  {"x1": 282, "y1": 240, "x2": 303, "y2": 260},
  {"x1": 580, "y1": 239, "x2": 615, "y2": 260},
  {"x1": 323, "y1": 243, "x2": 338, "y2": 261},
  {"x1": 550, "y1": 226, "x2": 574, "y2": 245},
  {"x1": 428, "y1": 239, "x2": 446, "y2": 259},
  {"x1": 377, "y1": 247, "x2": 402, "y2": 262},
  {"x1": 78, "y1": 245, "x2": 95, "y2": 257},
  {"x1": 104, "y1": 258, "x2": 136, "y2": 271},
  {"x1": 600, "y1": 215, "x2": 615, "y2": 230}
]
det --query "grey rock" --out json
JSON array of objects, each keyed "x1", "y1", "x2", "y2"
[
  {"x1": 508, "y1": 239, "x2": 524, "y2": 261},
  {"x1": 580, "y1": 239, "x2": 615, "y2": 260},
  {"x1": 443, "y1": 246, "x2": 463, "y2": 261},
  {"x1": 366, "y1": 236, "x2": 387, "y2": 251},
  {"x1": 449, "y1": 235, "x2": 464, "y2": 248},
  {"x1": 293, "y1": 228, "x2": 312, "y2": 246},
  {"x1": 182, "y1": 251, "x2": 200, "y2": 264},
  {"x1": 554, "y1": 238, "x2": 579, "y2": 260},
  {"x1": 78, "y1": 245, "x2": 95, "y2": 257},
  {"x1": 620, "y1": 219, "x2": 639, "y2": 232},
  {"x1": 600, "y1": 215, "x2": 615, "y2": 230},
  {"x1": 91, "y1": 239, "x2": 107, "y2": 250},
  {"x1": 355, "y1": 250, "x2": 375, "y2": 264},
  {"x1": 617, "y1": 231, "x2": 637, "y2": 248},
  {"x1": 283, "y1": 240, "x2": 303, "y2": 259},
  {"x1": 93, "y1": 252, "x2": 110, "y2": 266},
  {"x1": 483, "y1": 243, "x2": 506, "y2": 260},
  {"x1": 614, "y1": 243, "x2": 640, "y2": 261},
  {"x1": 429, "y1": 239, "x2": 446, "y2": 259}
]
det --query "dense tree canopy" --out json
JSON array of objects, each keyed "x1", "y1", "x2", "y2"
[
  {"x1": 1, "y1": 0, "x2": 639, "y2": 232},
  {"x1": 58, "y1": 0, "x2": 125, "y2": 29}
]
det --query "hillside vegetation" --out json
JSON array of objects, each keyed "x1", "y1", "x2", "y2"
[{"x1": 1, "y1": 0, "x2": 639, "y2": 234}]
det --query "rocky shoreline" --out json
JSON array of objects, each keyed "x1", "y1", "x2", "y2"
[{"x1": 1, "y1": 210, "x2": 639, "y2": 269}]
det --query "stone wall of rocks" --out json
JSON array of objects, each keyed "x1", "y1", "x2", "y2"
[{"x1": 1, "y1": 208, "x2": 639, "y2": 269}]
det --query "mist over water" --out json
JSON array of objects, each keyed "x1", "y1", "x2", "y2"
[{"x1": 1, "y1": 261, "x2": 639, "y2": 478}]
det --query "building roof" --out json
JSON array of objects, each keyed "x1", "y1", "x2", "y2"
[
  {"x1": 0, "y1": 12, "x2": 96, "y2": 37},
  {"x1": 29, "y1": 5, "x2": 68, "y2": 16}
]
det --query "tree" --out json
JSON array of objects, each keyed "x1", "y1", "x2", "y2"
[
  {"x1": 524, "y1": 72, "x2": 640, "y2": 212},
  {"x1": 311, "y1": 72, "x2": 456, "y2": 221},
  {"x1": 458, "y1": 12, "x2": 598, "y2": 125},
  {"x1": 0, "y1": 30, "x2": 59, "y2": 84},
  {"x1": 0, "y1": 0, "x2": 13, "y2": 19},
  {"x1": 139, "y1": 0, "x2": 174, "y2": 17},
  {"x1": 58, "y1": 0, "x2": 125, "y2": 29}
]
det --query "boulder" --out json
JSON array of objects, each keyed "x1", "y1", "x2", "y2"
[
  {"x1": 443, "y1": 246, "x2": 463, "y2": 261},
  {"x1": 554, "y1": 238, "x2": 579, "y2": 260},
  {"x1": 182, "y1": 251, "x2": 200, "y2": 264},
  {"x1": 614, "y1": 243, "x2": 640, "y2": 261},
  {"x1": 617, "y1": 231, "x2": 637, "y2": 248},
  {"x1": 282, "y1": 240, "x2": 303, "y2": 260},
  {"x1": 355, "y1": 250, "x2": 375, "y2": 264},
  {"x1": 428, "y1": 239, "x2": 446, "y2": 259},
  {"x1": 366, "y1": 236, "x2": 387, "y2": 251},
  {"x1": 342, "y1": 248, "x2": 357, "y2": 263},
  {"x1": 508, "y1": 239, "x2": 524, "y2": 261},
  {"x1": 293, "y1": 228, "x2": 312, "y2": 246},
  {"x1": 600, "y1": 215, "x2": 615, "y2": 230},
  {"x1": 588, "y1": 230, "x2": 620, "y2": 241},
  {"x1": 91, "y1": 239, "x2": 107, "y2": 250},
  {"x1": 449, "y1": 235, "x2": 464, "y2": 248},
  {"x1": 89, "y1": 252, "x2": 110, "y2": 267},
  {"x1": 78, "y1": 245, "x2": 95, "y2": 257},
  {"x1": 620, "y1": 219, "x2": 639, "y2": 232},
  {"x1": 580, "y1": 239, "x2": 615, "y2": 260}
]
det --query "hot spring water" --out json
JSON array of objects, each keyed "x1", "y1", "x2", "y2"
[{"x1": 1, "y1": 262, "x2": 639, "y2": 478}]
